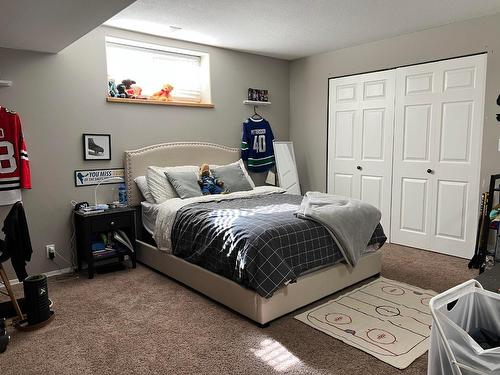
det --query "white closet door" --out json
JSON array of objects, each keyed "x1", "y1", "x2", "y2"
[
  {"x1": 391, "y1": 54, "x2": 486, "y2": 258},
  {"x1": 328, "y1": 70, "x2": 396, "y2": 237}
]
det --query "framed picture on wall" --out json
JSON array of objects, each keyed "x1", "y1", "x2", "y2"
[{"x1": 83, "y1": 134, "x2": 111, "y2": 160}]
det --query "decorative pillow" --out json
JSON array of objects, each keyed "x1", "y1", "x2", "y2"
[
  {"x1": 134, "y1": 176, "x2": 155, "y2": 204},
  {"x1": 146, "y1": 165, "x2": 197, "y2": 203},
  {"x1": 211, "y1": 160, "x2": 254, "y2": 193},
  {"x1": 237, "y1": 159, "x2": 256, "y2": 189},
  {"x1": 164, "y1": 170, "x2": 202, "y2": 199}
]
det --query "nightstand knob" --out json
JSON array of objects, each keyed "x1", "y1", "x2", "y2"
[{"x1": 110, "y1": 221, "x2": 115, "y2": 226}]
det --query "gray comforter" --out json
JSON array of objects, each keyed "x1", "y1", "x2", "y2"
[
  {"x1": 295, "y1": 191, "x2": 382, "y2": 267},
  {"x1": 171, "y1": 193, "x2": 386, "y2": 298}
]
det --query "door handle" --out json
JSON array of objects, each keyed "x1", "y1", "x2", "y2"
[
  {"x1": 356, "y1": 165, "x2": 362, "y2": 171},
  {"x1": 427, "y1": 169, "x2": 433, "y2": 174}
]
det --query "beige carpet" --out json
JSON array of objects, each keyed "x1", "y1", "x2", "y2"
[
  {"x1": 295, "y1": 277, "x2": 437, "y2": 369},
  {"x1": 0, "y1": 244, "x2": 477, "y2": 375}
]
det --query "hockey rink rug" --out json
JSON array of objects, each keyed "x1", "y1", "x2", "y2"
[{"x1": 295, "y1": 277, "x2": 437, "y2": 369}]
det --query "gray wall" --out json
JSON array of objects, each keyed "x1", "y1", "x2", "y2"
[
  {"x1": 3, "y1": 13, "x2": 500, "y2": 278},
  {"x1": 0, "y1": 26, "x2": 290, "y2": 278},
  {"x1": 290, "y1": 12, "x2": 500, "y2": 193}
]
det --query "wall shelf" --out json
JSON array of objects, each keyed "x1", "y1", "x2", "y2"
[
  {"x1": 243, "y1": 100, "x2": 271, "y2": 106},
  {"x1": 0, "y1": 80, "x2": 13, "y2": 87},
  {"x1": 106, "y1": 97, "x2": 214, "y2": 108}
]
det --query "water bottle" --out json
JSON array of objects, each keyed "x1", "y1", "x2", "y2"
[{"x1": 118, "y1": 183, "x2": 127, "y2": 206}]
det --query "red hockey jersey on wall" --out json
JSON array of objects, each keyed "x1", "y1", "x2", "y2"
[{"x1": 0, "y1": 107, "x2": 31, "y2": 205}]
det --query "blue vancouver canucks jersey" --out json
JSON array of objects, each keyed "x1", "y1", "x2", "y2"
[{"x1": 241, "y1": 117, "x2": 275, "y2": 172}]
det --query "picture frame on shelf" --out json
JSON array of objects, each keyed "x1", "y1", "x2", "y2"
[
  {"x1": 83, "y1": 134, "x2": 111, "y2": 161},
  {"x1": 247, "y1": 88, "x2": 269, "y2": 102}
]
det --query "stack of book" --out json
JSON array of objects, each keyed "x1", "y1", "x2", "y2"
[
  {"x1": 91, "y1": 230, "x2": 134, "y2": 259},
  {"x1": 92, "y1": 247, "x2": 117, "y2": 259}
]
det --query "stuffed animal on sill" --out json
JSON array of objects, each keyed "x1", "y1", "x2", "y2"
[
  {"x1": 108, "y1": 78, "x2": 119, "y2": 97},
  {"x1": 116, "y1": 79, "x2": 136, "y2": 98},
  {"x1": 149, "y1": 84, "x2": 174, "y2": 101},
  {"x1": 130, "y1": 85, "x2": 144, "y2": 99},
  {"x1": 198, "y1": 164, "x2": 225, "y2": 195}
]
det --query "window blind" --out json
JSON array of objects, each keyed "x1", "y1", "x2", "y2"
[{"x1": 106, "y1": 41, "x2": 203, "y2": 102}]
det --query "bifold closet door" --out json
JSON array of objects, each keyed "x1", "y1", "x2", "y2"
[
  {"x1": 327, "y1": 70, "x2": 396, "y2": 236},
  {"x1": 391, "y1": 54, "x2": 486, "y2": 258}
]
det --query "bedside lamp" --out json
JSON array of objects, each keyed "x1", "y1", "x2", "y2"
[{"x1": 94, "y1": 176, "x2": 124, "y2": 207}]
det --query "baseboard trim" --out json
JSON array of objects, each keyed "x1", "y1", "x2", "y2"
[{"x1": 1, "y1": 267, "x2": 74, "y2": 288}]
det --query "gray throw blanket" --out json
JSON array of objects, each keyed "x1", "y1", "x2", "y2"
[{"x1": 296, "y1": 191, "x2": 381, "y2": 267}]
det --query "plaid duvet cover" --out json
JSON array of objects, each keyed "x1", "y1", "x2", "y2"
[{"x1": 171, "y1": 194, "x2": 386, "y2": 298}]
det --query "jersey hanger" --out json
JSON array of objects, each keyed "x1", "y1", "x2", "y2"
[{"x1": 251, "y1": 105, "x2": 262, "y2": 120}]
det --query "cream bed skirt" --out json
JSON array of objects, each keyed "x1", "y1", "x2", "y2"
[{"x1": 136, "y1": 239, "x2": 382, "y2": 325}]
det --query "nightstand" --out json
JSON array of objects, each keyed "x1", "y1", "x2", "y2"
[{"x1": 74, "y1": 207, "x2": 137, "y2": 279}]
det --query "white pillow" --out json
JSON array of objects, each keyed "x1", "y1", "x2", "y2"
[
  {"x1": 146, "y1": 165, "x2": 198, "y2": 203},
  {"x1": 134, "y1": 176, "x2": 155, "y2": 204}
]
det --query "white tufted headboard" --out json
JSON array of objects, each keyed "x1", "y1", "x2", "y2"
[{"x1": 124, "y1": 142, "x2": 240, "y2": 206}]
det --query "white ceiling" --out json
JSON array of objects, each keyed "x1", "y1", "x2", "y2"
[
  {"x1": 106, "y1": 0, "x2": 500, "y2": 60},
  {"x1": 0, "y1": 0, "x2": 135, "y2": 53}
]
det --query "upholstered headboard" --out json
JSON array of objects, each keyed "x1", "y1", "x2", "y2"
[{"x1": 124, "y1": 142, "x2": 240, "y2": 206}]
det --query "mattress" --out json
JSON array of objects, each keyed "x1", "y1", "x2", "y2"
[{"x1": 171, "y1": 193, "x2": 386, "y2": 298}]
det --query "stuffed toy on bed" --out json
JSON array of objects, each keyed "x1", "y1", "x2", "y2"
[{"x1": 198, "y1": 163, "x2": 225, "y2": 195}]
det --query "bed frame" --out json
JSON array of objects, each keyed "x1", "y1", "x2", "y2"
[{"x1": 125, "y1": 142, "x2": 382, "y2": 325}]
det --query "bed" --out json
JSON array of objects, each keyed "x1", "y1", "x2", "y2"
[{"x1": 125, "y1": 142, "x2": 384, "y2": 326}]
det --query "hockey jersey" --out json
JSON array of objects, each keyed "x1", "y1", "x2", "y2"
[
  {"x1": 241, "y1": 117, "x2": 275, "y2": 173},
  {"x1": 0, "y1": 107, "x2": 31, "y2": 205}
]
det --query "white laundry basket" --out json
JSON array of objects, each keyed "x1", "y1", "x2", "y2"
[{"x1": 428, "y1": 279, "x2": 500, "y2": 375}]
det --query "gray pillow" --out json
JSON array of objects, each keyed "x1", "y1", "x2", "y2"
[
  {"x1": 164, "y1": 170, "x2": 202, "y2": 199},
  {"x1": 134, "y1": 176, "x2": 156, "y2": 204},
  {"x1": 212, "y1": 163, "x2": 253, "y2": 193}
]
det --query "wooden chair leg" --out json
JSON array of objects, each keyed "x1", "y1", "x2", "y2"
[{"x1": 0, "y1": 265, "x2": 23, "y2": 321}]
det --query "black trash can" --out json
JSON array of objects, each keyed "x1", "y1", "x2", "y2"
[{"x1": 23, "y1": 274, "x2": 51, "y2": 325}]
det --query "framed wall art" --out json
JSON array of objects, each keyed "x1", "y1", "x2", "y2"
[{"x1": 83, "y1": 134, "x2": 111, "y2": 160}]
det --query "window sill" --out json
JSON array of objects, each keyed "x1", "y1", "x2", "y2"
[{"x1": 106, "y1": 97, "x2": 214, "y2": 108}]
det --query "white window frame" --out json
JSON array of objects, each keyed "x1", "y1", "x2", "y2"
[{"x1": 105, "y1": 36, "x2": 211, "y2": 104}]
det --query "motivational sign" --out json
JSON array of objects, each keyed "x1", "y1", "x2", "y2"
[{"x1": 74, "y1": 168, "x2": 124, "y2": 187}]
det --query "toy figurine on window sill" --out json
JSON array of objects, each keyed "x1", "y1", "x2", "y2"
[{"x1": 149, "y1": 84, "x2": 174, "y2": 102}]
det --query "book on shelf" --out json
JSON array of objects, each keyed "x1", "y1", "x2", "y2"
[
  {"x1": 92, "y1": 247, "x2": 117, "y2": 258},
  {"x1": 91, "y1": 230, "x2": 133, "y2": 258}
]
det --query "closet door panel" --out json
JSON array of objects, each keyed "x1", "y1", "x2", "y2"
[
  {"x1": 361, "y1": 108, "x2": 385, "y2": 161},
  {"x1": 400, "y1": 177, "x2": 429, "y2": 234},
  {"x1": 435, "y1": 180, "x2": 468, "y2": 240},
  {"x1": 391, "y1": 62, "x2": 436, "y2": 249},
  {"x1": 392, "y1": 173, "x2": 431, "y2": 248},
  {"x1": 334, "y1": 110, "x2": 356, "y2": 159},
  {"x1": 328, "y1": 70, "x2": 395, "y2": 237},
  {"x1": 391, "y1": 54, "x2": 486, "y2": 258},
  {"x1": 402, "y1": 104, "x2": 432, "y2": 161},
  {"x1": 405, "y1": 72, "x2": 434, "y2": 95},
  {"x1": 333, "y1": 173, "x2": 355, "y2": 198},
  {"x1": 439, "y1": 101, "x2": 473, "y2": 163},
  {"x1": 360, "y1": 175, "x2": 383, "y2": 211}
]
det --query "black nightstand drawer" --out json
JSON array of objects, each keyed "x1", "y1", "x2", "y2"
[{"x1": 91, "y1": 214, "x2": 132, "y2": 233}]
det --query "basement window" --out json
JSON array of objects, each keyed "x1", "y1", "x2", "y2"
[{"x1": 105, "y1": 36, "x2": 213, "y2": 108}]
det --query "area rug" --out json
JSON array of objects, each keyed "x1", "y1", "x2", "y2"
[{"x1": 295, "y1": 277, "x2": 437, "y2": 369}]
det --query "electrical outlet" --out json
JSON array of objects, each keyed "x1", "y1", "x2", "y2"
[{"x1": 46, "y1": 244, "x2": 55, "y2": 260}]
